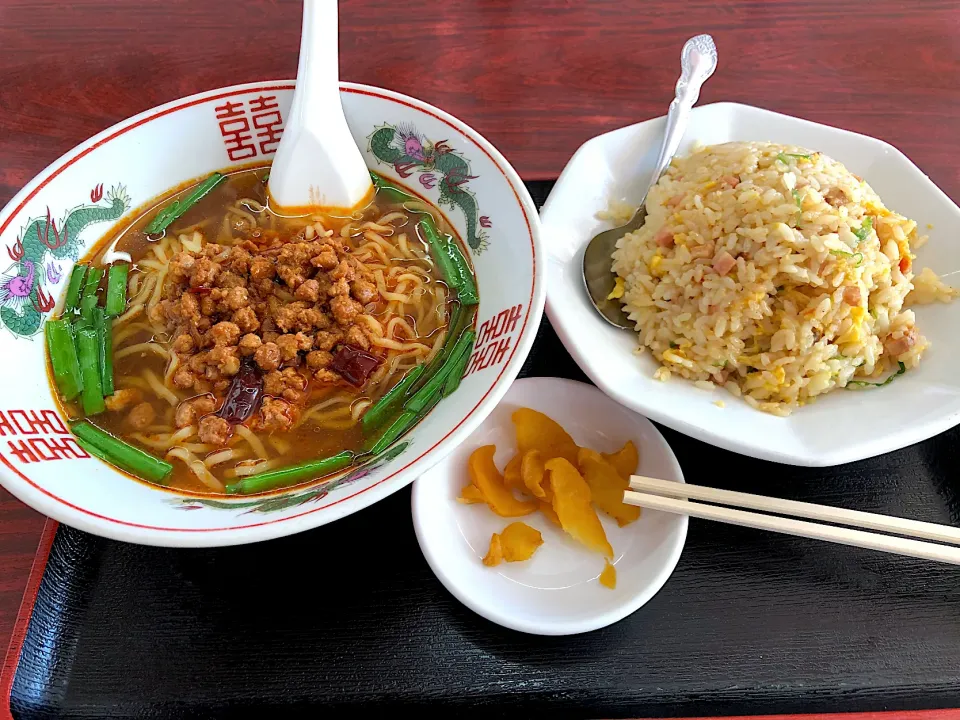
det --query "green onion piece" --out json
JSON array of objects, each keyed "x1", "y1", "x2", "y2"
[
  {"x1": 71, "y1": 421, "x2": 172, "y2": 485},
  {"x1": 361, "y1": 364, "x2": 426, "y2": 434},
  {"x1": 829, "y1": 249, "x2": 864, "y2": 266},
  {"x1": 63, "y1": 265, "x2": 87, "y2": 314},
  {"x1": 406, "y1": 330, "x2": 476, "y2": 414},
  {"x1": 791, "y1": 188, "x2": 803, "y2": 226},
  {"x1": 45, "y1": 319, "x2": 83, "y2": 400},
  {"x1": 442, "y1": 332, "x2": 475, "y2": 398},
  {"x1": 370, "y1": 172, "x2": 416, "y2": 204},
  {"x1": 96, "y1": 308, "x2": 114, "y2": 396},
  {"x1": 76, "y1": 327, "x2": 105, "y2": 415},
  {"x1": 846, "y1": 361, "x2": 906, "y2": 388},
  {"x1": 777, "y1": 152, "x2": 812, "y2": 164},
  {"x1": 853, "y1": 216, "x2": 873, "y2": 243},
  {"x1": 225, "y1": 451, "x2": 355, "y2": 495},
  {"x1": 144, "y1": 173, "x2": 225, "y2": 235},
  {"x1": 104, "y1": 263, "x2": 129, "y2": 316}
]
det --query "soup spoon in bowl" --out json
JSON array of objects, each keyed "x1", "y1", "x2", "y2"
[
  {"x1": 582, "y1": 34, "x2": 717, "y2": 329},
  {"x1": 268, "y1": 0, "x2": 374, "y2": 212}
]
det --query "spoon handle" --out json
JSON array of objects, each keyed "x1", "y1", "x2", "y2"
[
  {"x1": 646, "y1": 34, "x2": 718, "y2": 195},
  {"x1": 294, "y1": 0, "x2": 340, "y2": 113}
]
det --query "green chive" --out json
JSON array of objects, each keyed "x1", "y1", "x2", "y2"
[
  {"x1": 366, "y1": 410, "x2": 421, "y2": 457},
  {"x1": 144, "y1": 173, "x2": 225, "y2": 235},
  {"x1": 362, "y1": 364, "x2": 426, "y2": 434},
  {"x1": 104, "y1": 263, "x2": 129, "y2": 316},
  {"x1": 370, "y1": 172, "x2": 416, "y2": 204},
  {"x1": 79, "y1": 295, "x2": 98, "y2": 329},
  {"x1": 443, "y1": 235, "x2": 479, "y2": 306},
  {"x1": 405, "y1": 330, "x2": 476, "y2": 414},
  {"x1": 418, "y1": 216, "x2": 462, "y2": 293},
  {"x1": 442, "y1": 333, "x2": 475, "y2": 397},
  {"x1": 76, "y1": 327, "x2": 105, "y2": 415},
  {"x1": 79, "y1": 266, "x2": 104, "y2": 327},
  {"x1": 96, "y1": 308, "x2": 114, "y2": 396},
  {"x1": 45, "y1": 319, "x2": 82, "y2": 400},
  {"x1": 71, "y1": 421, "x2": 172, "y2": 484},
  {"x1": 225, "y1": 451, "x2": 355, "y2": 495},
  {"x1": 63, "y1": 265, "x2": 87, "y2": 314}
]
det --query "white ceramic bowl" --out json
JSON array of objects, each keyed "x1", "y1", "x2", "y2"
[
  {"x1": 542, "y1": 102, "x2": 960, "y2": 466},
  {"x1": 0, "y1": 81, "x2": 544, "y2": 546}
]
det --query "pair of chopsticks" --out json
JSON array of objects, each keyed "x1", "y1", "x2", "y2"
[{"x1": 623, "y1": 476, "x2": 960, "y2": 564}]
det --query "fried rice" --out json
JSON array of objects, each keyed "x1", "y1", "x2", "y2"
[{"x1": 610, "y1": 141, "x2": 957, "y2": 415}]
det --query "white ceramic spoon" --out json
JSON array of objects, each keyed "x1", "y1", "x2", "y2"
[{"x1": 268, "y1": 0, "x2": 373, "y2": 211}]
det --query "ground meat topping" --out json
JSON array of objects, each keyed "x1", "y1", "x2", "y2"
[
  {"x1": 254, "y1": 342, "x2": 282, "y2": 371},
  {"x1": 153, "y1": 227, "x2": 405, "y2": 431},
  {"x1": 238, "y1": 333, "x2": 262, "y2": 357},
  {"x1": 198, "y1": 415, "x2": 232, "y2": 446},
  {"x1": 105, "y1": 388, "x2": 142, "y2": 412},
  {"x1": 175, "y1": 394, "x2": 218, "y2": 428},
  {"x1": 258, "y1": 397, "x2": 299, "y2": 432},
  {"x1": 210, "y1": 321, "x2": 241, "y2": 347},
  {"x1": 127, "y1": 402, "x2": 156, "y2": 430}
]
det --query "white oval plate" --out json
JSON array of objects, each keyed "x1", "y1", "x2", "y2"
[
  {"x1": 540, "y1": 102, "x2": 960, "y2": 466},
  {"x1": 412, "y1": 377, "x2": 687, "y2": 636}
]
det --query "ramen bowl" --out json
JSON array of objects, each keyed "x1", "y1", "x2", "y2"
[{"x1": 0, "y1": 81, "x2": 543, "y2": 546}]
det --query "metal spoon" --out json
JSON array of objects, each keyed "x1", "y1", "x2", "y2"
[{"x1": 582, "y1": 34, "x2": 718, "y2": 329}]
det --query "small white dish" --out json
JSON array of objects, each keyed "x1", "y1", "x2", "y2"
[
  {"x1": 541, "y1": 102, "x2": 960, "y2": 466},
  {"x1": 412, "y1": 377, "x2": 687, "y2": 636}
]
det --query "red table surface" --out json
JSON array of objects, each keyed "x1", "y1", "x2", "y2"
[{"x1": 0, "y1": 1, "x2": 959, "y2": 716}]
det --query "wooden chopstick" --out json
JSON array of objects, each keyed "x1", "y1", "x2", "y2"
[
  {"x1": 628, "y1": 475, "x2": 960, "y2": 545},
  {"x1": 623, "y1": 478, "x2": 960, "y2": 565}
]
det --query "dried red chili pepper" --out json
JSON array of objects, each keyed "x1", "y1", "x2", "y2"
[
  {"x1": 218, "y1": 358, "x2": 264, "y2": 424},
  {"x1": 330, "y1": 345, "x2": 382, "y2": 387}
]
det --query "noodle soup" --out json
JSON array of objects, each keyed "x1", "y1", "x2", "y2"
[{"x1": 46, "y1": 167, "x2": 478, "y2": 495}]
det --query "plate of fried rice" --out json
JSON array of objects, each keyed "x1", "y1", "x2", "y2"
[{"x1": 541, "y1": 103, "x2": 960, "y2": 466}]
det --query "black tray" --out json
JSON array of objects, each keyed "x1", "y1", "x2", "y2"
[{"x1": 9, "y1": 183, "x2": 960, "y2": 719}]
